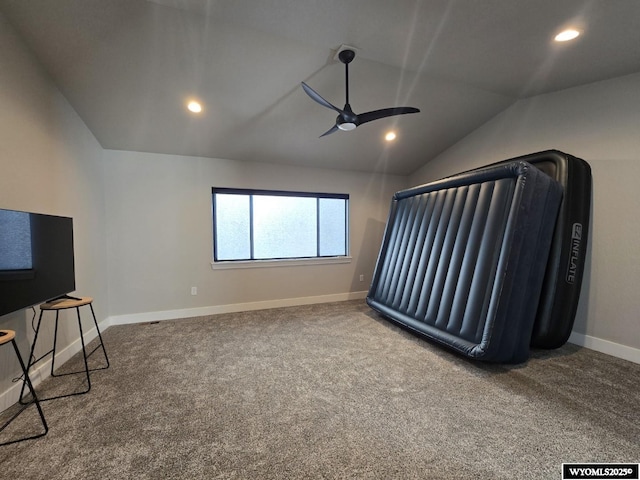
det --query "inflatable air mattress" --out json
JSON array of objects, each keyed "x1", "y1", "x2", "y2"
[
  {"x1": 482, "y1": 150, "x2": 592, "y2": 348},
  {"x1": 367, "y1": 161, "x2": 562, "y2": 363}
]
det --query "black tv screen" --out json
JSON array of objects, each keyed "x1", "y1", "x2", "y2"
[{"x1": 0, "y1": 208, "x2": 75, "y2": 317}]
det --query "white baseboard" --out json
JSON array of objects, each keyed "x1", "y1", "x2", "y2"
[
  {"x1": 0, "y1": 323, "x2": 106, "y2": 412},
  {"x1": 106, "y1": 291, "x2": 369, "y2": 326},
  {"x1": 568, "y1": 331, "x2": 640, "y2": 365}
]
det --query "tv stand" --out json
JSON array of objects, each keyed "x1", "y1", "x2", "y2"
[{"x1": 50, "y1": 294, "x2": 83, "y2": 304}]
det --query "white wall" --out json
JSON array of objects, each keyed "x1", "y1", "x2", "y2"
[
  {"x1": 102, "y1": 149, "x2": 406, "y2": 319},
  {"x1": 410, "y1": 72, "x2": 640, "y2": 360},
  {"x1": 0, "y1": 13, "x2": 108, "y2": 408}
]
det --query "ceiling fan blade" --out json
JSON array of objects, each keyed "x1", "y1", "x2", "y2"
[
  {"x1": 319, "y1": 124, "x2": 339, "y2": 137},
  {"x1": 301, "y1": 82, "x2": 342, "y2": 113},
  {"x1": 357, "y1": 107, "x2": 420, "y2": 126}
]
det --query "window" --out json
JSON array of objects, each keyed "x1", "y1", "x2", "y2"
[{"x1": 212, "y1": 188, "x2": 349, "y2": 262}]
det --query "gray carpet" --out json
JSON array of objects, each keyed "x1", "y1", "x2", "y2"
[{"x1": 1, "y1": 300, "x2": 638, "y2": 479}]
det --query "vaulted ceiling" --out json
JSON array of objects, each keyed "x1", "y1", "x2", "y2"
[{"x1": 2, "y1": 0, "x2": 640, "y2": 174}]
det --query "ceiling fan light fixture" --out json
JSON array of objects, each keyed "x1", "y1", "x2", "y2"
[{"x1": 338, "y1": 122, "x2": 357, "y2": 131}]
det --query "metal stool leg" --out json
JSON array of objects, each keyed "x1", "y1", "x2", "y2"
[
  {"x1": 75, "y1": 306, "x2": 92, "y2": 394},
  {"x1": 19, "y1": 310, "x2": 45, "y2": 405},
  {"x1": 89, "y1": 303, "x2": 109, "y2": 369},
  {"x1": 1, "y1": 338, "x2": 48, "y2": 446},
  {"x1": 50, "y1": 311, "x2": 61, "y2": 376},
  {"x1": 44, "y1": 307, "x2": 91, "y2": 399}
]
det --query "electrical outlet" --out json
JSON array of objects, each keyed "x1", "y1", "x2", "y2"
[
  {"x1": 191, "y1": 286, "x2": 197, "y2": 295},
  {"x1": 359, "y1": 274, "x2": 364, "y2": 282}
]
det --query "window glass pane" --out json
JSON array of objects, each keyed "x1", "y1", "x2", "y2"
[
  {"x1": 214, "y1": 194, "x2": 251, "y2": 260},
  {"x1": 253, "y1": 195, "x2": 316, "y2": 259},
  {"x1": 319, "y1": 198, "x2": 347, "y2": 256},
  {"x1": 213, "y1": 188, "x2": 348, "y2": 262}
]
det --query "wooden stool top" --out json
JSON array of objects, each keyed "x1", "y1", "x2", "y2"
[
  {"x1": 40, "y1": 296, "x2": 93, "y2": 310},
  {"x1": 0, "y1": 329, "x2": 16, "y2": 345}
]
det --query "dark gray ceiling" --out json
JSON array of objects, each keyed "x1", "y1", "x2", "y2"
[{"x1": 2, "y1": 0, "x2": 639, "y2": 174}]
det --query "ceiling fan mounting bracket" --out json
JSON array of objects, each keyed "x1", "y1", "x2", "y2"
[
  {"x1": 338, "y1": 49, "x2": 355, "y2": 65},
  {"x1": 333, "y1": 44, "x2": 359, "y2": 63}
]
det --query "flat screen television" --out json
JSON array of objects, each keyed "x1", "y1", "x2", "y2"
[{"x1": 0, "y1": 208, "x2": 75, "y2": 317}]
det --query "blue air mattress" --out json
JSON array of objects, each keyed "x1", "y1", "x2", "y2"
[{"x1": 366, "y1": 161, "x2": 562, "y2": 363}]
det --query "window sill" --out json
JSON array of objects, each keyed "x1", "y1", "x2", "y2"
[{"x1": 211, "y1": 256, "x2": 352, "y2": 270}]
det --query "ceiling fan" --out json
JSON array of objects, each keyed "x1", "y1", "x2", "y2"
[{"x1": 301, "y1": 48, "x2": 420, "y2": 137}]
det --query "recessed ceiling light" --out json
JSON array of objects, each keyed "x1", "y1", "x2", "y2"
[
  {"x1": 187, "y1": 101, "x2": 202, "y2": 113},
  {"x1": 385, "y1": 131, "x2": 397, "y2": 142},
  {"x1": 554, "y1": 29, "x2": 580, "y2": 42}
]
